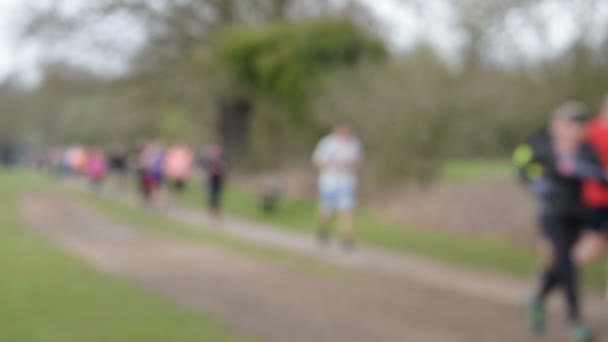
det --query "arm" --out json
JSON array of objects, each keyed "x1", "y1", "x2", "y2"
[
  {"x1": 312, "y1": 138, "x2": 329, "y2": 169},
  {"x1": 513, "y1": 144, "x2": 542, "y2": 183},
  {"x1": 346, "y1": 139, "x2": 363, "y2": 169},
  {"x1": 513, "y1": 143, "x2": 552, "y2": 195},
  {"x1": 198, "y1": 155, "x2": 209, "y2": 175},
  {"x1": 566, "y1": 144, "x2": 608, "y2": 185}
]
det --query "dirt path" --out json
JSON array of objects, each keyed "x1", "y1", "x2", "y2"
[
  {"x1": 97, "y1": 186, "x2": 607, "y2": 320},
  {"x1": 21, "y1": 192, "x2": 599, "y2": 342}
]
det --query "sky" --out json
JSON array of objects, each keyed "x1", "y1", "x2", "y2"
[
  {"x1": 0, "y1": 0, "x2": 606, "y2": 84},
  {"x1": 0, "y1": 0, "x2": 32, "y2": 81}
]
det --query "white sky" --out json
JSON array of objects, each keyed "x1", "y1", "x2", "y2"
[
  {"x1": 0, "y1": 0, "x2": 33, "y2": 82},
  {"x1": 0, "y1": 0, "x2": 606, "y2": 83}
]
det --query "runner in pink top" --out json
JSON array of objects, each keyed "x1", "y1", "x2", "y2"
[
  {"x1": 164, "y1": 142, "x2": 193, "y2": 195},
  {"x1": 86, "y1": 148, "x2": 107, "y2": 189}
]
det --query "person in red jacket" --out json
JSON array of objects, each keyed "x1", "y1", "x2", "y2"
[{"x1": 576, "y1": 97, "x2": 608, "y2": 265}]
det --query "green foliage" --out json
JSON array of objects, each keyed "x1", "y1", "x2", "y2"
[
  {"x1": 7, "y1": 7, "x2": 608, "y2": 183},
  {"x1": 315, "y1": 48, "x2": 453, "y2": 183},
  {"x1": 158, "y1": 108, "x2": 189, "y2": 142},
  {"x1": 215, "y1": 18, "x2": 386, "y2": 123}
]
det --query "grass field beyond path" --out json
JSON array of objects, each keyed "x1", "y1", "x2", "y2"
[{"x1": 0, "y1": 170, "x2": 244, "y2": 342}]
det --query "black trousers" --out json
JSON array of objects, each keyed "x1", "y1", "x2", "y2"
[
  {"x1": 538, "y1": 214, "x2": 584, "y2": 321},
  {"x1": 208, "y1": 176, "x2": 224, "y2": 212}
]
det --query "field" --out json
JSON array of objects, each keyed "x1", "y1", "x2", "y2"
[
  {"x1": 0, "y1": 170, "x2": 243, "y2": 342},
  {"x1": 441, "y1": 159, "x2": 514, "y2": 183}
]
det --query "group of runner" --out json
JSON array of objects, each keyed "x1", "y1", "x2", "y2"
[
  {"x1": 25, "y1": 107, "x2": 608, "y2": 342},
  {"x1": 42, "y1": 141, "x2": 228, "y2": 215},
  {"x1": 309, "y1": 114, "x2": 608, "y2": 342},
  {"x1": 50, "y1": 145, "x2": 109, "y2": 188},
  {"x1": 514, "y1": 98, "x2": 608, "y2": 342},
  {"x1": 134, "y1": 140, "x2": 227, "y2": 214}
]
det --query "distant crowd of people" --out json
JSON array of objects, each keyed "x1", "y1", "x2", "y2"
[{"x1": 35, "y1": 141, "x2": 228, "y2": 216}]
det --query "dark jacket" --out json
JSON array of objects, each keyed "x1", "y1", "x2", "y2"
[{"x1": 514, "y1": 130, "x2": 608, "y2": 219}]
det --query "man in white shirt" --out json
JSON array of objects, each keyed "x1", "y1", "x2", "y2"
[{"x1": 312, "y1": 123, "x2": 362, "y2": 250}]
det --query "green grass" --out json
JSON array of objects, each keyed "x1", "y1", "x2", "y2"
[
  {"x1": 441, "y1": 159, "x2": 514, "y2": 183},
  {"x1": 0, "y1": 170, "x2": 245, "y2": 342},
  {"x1": 76, "y1": 189, "x2": 353, "y2": 280},
  {"x1": 182, "y1": 171, "x2": 607, "y2": 290},
  {"x1": 206, "y1": 187, "x2": 537, "y2": 275}
]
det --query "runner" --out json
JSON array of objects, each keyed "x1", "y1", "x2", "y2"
[
  {"x1": 312, "y1": 123, "x2": 362, "y2": 250},
  {"x1": 576, "y1": 97, "x2": 608, "y2": 265},
  {"x1": 138, "y1": 141, "x2": 166, "y2": 208},
  {"x1": 513, "y1": 102, "x2": 607, "y2": 342},
  {"x1": 71, "y1": 146, "x2": 89, "y2": 176},
  {"x1": 56, "y1": 147, "x2": 73, "y2": 177},
  {"x1": 164, "y1": 142, "x2": 193, "y2": 197},
  {"x1": 63, "y1": 145, "x2": 87, "y2": 177},
  {"x1": 85, "y1": 147, "x2": 107, "y2": 190},
  {"x1": 107, "y1": 142, "x2": 129, "y2": 189},
  {"x1": 200, "y1": 144, "x2": 227, "y2": 218},
  {"x1": 135, "y1": 140, "x2": 150, "y2": 203}
]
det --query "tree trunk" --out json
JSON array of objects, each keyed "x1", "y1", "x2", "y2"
[{"x1": 217, "y1": 97, "x2": 252, "y2": 160}]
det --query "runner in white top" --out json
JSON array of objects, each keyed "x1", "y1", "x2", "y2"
[{"x1": 312, "y1": 123, "x2": 362, "y2": 250}]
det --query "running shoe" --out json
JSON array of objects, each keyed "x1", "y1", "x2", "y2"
[
  {"x1": 571, "y1": 323, "x2": 592, "y2": 342},
  {"x1": 527, "y1": 297, "x2": 545, "y2": 335}
]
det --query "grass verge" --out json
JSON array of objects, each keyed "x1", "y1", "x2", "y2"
[
  {"x1": 0, "y1": 170, "x2": 245, "y2": 342},
  {"x1": 441, "y1": 159, "x2": 514, "y2": 183},
  {"x1": 183, "y1": 178, "x2": 607, "y2": 290}
]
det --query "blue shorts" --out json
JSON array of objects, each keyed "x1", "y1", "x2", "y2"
[{"x1": 319, "y1": 186, "x2": 356, "y2": 213}]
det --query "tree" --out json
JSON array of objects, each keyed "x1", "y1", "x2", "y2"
[
  {"x1": 315, "y1": 44, "x2": 451, "y2": 183},
  {"x1": 210, "y1": 18, "x2": 386, "y2": 157}
]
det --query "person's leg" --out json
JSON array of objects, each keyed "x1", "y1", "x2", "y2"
[
  {"x1": 150, "y1": 181, "x2": 160, "y2": 207},
  {"x1": 208, "y1": 177, "x2": 223, "y2": 217},
  {"x1": 317, "y1": 212, "x2": 333, "y2": 245},
  {"x1": 575, "y1": 207, "x2": 608, "y2": 266},
  {"x1": 214, "y1": 178, "x2": 224, "y2": 216},
  {"x1": 337, "y1": 210, "x2": 355, "y2": 249},
  {"x1": 113, "y1": 170, "x2": 125, "y2": 191},
  {"x1": 208, "y1": 181, "x2": 218, "y2": 215},
  {"x1": 575, "y1": 231, "x2": 607, "y2": 265},
  {"x1": 538, "y1": 268, "x2": 559, "y2": 298},
  {"x1": 565, "y1": 240, "x2": 592, "y2": 342},
  {"x1": 178, "y1": 179, "x2": 187, "y2": 195},
  {"x1": 337, "y1": 186, "x2": 356, "y2": 250},
  {"x1": 140, "y1": 172, "x2": 152, "y2": 204},
  {"x1": 317, "y1": 188, "x2": 334, "y2": 246},
  {"x1": 529, "y1": 216, "x2": 559, "y2": 335},
  {"x1": 154, "y1": 178, "x2": 167, "y2": 209},
  {"x1": 553, "y1": 219, "x2": 592, "y2": 341},
  {"x1": 557, "y1": 228, "x2": 581, "y2": 322},
  {"x1": 539, "y1": 217, "x2": 582, "y2": 320}
]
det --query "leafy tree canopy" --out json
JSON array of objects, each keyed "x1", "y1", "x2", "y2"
[{"x1": 214, "y1": 18, "x2": 386, "y2": 123}]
